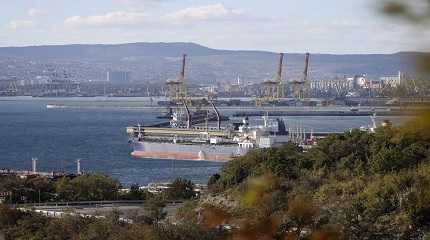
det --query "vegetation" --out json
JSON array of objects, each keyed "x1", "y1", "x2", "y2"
[
  {"x1": 0, "y1": 173, "x2": 126, "y2": 203},
  {"x1": 164, "y1": 178, "x2": 195, "y2": 200},
  {"x1": 55, "y1": 174, "x2": 121, "y2": 201},
  {"x1": 0, "y1": 202, "x2": 220, "y2": 240},
  {"x1": 203, "y1": 114, "x2": 430, "y2": 239},
  {"x1": 0, "y1": 173, "x2": 199, "y2": 205}
]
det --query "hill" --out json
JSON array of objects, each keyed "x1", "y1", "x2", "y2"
[{"x1": 0, "y1": 42, "x2": 420, "y2": 83}]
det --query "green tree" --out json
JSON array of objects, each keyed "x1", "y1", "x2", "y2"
[
  {"x1": 165, "y1": 178, "x2": 195, "y2": 200},
  {"x1": 55, "y1": 174, "x2": 120, "y2": 201}
]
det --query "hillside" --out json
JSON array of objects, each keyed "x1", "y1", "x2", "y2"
[{"x1": 0, "y1": 42, "x2": 420, "y2": 84}]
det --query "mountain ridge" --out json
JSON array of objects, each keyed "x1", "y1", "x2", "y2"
[
  {"x1": 0, "y1": 42, "x2": 421, "y2": 83},
  {"x1": 0, "y1": 42, "x2": 424, "y2": 58}
]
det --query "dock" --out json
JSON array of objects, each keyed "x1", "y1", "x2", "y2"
[{"x1": 0, "y1": 169, "x2": 68, "y2": 178}]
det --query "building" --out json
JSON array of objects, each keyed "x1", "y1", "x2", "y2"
[
  {"x1": 380, "y1": 71, "x2": 404, "y2": 88},
  {"x1": 354, "y1": 74, "x2": 369, "y2": 89},
  {"x1": 107, "y1": 71, "x2": 132, "y2": 84}
]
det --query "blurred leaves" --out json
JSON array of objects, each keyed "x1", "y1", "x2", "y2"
[
  {"x1": 382, "y1": 0, "x2": 430, "y2": 24},
  {"x1": 309, "y1": 224, "x2": 343, "y2": 240},
  {"x1": 287, "y1": 195, "x2": 320, "y2": 229},
  {"x1": 381, "y1": 0, "x2": 430, "y2": 74},
  {"x1": 201, "y1": 204, "x2": 231, "y2": 229},
  {"x1": 241, "y1": 173, "x2": 274, "y2": 208}
]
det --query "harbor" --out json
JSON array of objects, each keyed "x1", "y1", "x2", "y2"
[{"x1": 123, "y1": 52, "x2": 412, "y2": 163}]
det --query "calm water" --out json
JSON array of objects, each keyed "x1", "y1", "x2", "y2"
[{"x1": 0, "y1": 98, "x2": 407, "y2": 185}]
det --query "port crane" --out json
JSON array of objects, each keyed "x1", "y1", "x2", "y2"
[
  {"x1": 1, "y1": 77, "x2": 19, "y2": 96},
  {"x1": 290, "y1": 53, "x2": 311, "y2": 100},
  {"x1": 258, "y1": 53, "x2": 285, "y2": 105},
  {"x1": 165, "y1": 54, "x2": 189, "y2": 104}
]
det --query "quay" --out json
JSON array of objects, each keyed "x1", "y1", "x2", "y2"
[
  {"x1": 0, "y1": 158, "x2": 83, "y2": 178},
  {"x1": 0, "y1": 169, "x2": 70, "y2": 178}
]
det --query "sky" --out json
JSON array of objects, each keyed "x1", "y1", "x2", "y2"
[{"x1": 0, "y1": 0, "x2": 427, "y2": 53}]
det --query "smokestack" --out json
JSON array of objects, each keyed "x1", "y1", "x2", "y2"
[
  {"x1": 32, "y1": 158, "x2": 37, "y2": 173},
  {"x1": 303, "y1": 53, "x2": 310, "y2": 82},
  {"x1": 76, "y1": 159, "x2": 82, "y2": 175},
  {"x1": 277, "y1": 53, "x2": 284, "y2": 80},
  {"x1": 180, "y1": 54, "x2": 187, "y2": 80}
]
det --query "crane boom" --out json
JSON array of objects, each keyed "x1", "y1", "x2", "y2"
[
  {"x1": 277, "y1": 53, "x2": 284, "y2": 81},
  {"x1": 303, "y1": 53, "x2": 310, "y2": 83},
  {"x1": 180, "y1": 54, "x2": 187, "y2": 81}
]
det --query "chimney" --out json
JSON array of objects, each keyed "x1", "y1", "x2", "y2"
[
  {"x1": 76, "y1": 159, "x2": 82, "y2": 175},
  {"x1": 32, "y1": 158, "x2": 37, "y2": 174}
]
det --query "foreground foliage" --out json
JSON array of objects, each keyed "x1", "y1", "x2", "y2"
[{"x1": 204, "y1": 114, "x2": 430, "y2": 239}]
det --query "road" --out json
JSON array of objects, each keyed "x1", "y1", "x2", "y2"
[{"x1": 16, "y1": 200, "x2": 184, "y2": 222}]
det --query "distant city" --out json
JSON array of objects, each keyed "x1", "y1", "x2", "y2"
[{"x1": 0, "y1": 42, "x2": 427, "y2": 99}]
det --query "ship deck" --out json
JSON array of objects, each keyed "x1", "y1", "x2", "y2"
[{"x1": 127, "y1": 126, "x2": 231, "y2": 138}]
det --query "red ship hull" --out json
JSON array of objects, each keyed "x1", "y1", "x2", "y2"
[{"x1": 131, "y1": 150, "x2": 233, "y2": 162}]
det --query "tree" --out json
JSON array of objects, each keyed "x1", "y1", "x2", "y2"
[
  {"x1": 123, "y1": 183, "x2": 148, "y2": 200},
  {"x1": 144, "y1": 196, "x2": 167, "y2": 224},
  {"x1": 285, "y1": 195, "x2": 320, "y2": 239},
  {"x1": 0, "y1": 204, "x2": 24, "y2": 228},
  {"x1": 55, "y1": 174, "x2": 120, "y2": 201},
  {"x1": 166, "y1": 178, "x2": 195, "y2": 200}
]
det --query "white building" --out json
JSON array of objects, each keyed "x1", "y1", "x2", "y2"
[{"x1": 380, "y1": 71, "x2": 404, "y2": 88}]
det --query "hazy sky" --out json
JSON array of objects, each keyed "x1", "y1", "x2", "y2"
[{"x1": 0, "y1": 0, "x2": 426, "y2": 53}]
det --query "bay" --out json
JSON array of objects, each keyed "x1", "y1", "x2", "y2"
[{"x1": 0, "y1": 97, "x2": 407, "y2": 185}]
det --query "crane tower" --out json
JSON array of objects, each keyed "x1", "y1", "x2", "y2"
[
  {"x1": 260, "y1": 53, "x2": 285, "y2": 103},
  {"x1": 290, "y1": 53, "x2": 311, "y2": 100},
  {"x1": 165, "y1": 54, "x2": 188, "y2": 103}
]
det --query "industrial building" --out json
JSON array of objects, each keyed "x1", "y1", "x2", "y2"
[{"x1": 107, "y1": 71, "x2": 132, "y2": 84}]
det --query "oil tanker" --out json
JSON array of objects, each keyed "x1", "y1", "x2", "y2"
[{"x1": 126, "y1": 103, "x2": 291, "y2": 162}]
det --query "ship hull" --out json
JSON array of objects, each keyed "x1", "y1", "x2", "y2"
[{"x1": 131, "y1": 141, "x2": 247, "y2": 162}]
